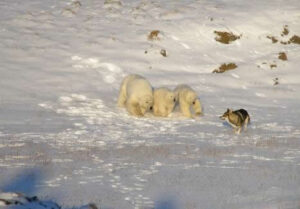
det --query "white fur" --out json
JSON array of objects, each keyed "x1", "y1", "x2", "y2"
[
  {"x1": 118, "y1": 74, "x2": 153, "y2": 117},
  {"x1": 153, "y1": 87, "x2": 176, "y2": 117},
  {"x1": 174, "y1": 84, "x2": 202, "y2": 118}
]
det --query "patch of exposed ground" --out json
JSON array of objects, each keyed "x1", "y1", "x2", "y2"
[
  {"x1": 278, "y1": 52, "x2": 288, "y2": 61},
  {"x1": 267, "y1": 25, "x2": 300, "y2": 45},
  {"x1": 267, "y1": 36, "x2": 278, "y2": 43},
  {"x1": 160, "y1": 49, "x2": 167, "y2": 57},
  {"x1": 289, "y1": 35, "x2": 300, "y2": 44},
  {"x1": 281, "y1": 25, "x2": 289, "y2": 36},
  {"x1": 213, "y1": 63, "x2": 237, "y2": 73},
  {"x1": 148, "y1": 30, "x2": 160, "y2": 40},
  {"x1": 214, "y1": 31, "x2": 241, "y2": 44},
  {"x1": 273, "y1": 78, "x2": 279, "y2": 86},
  {"x1": 270, "y1": 64, "x2": 277, "y2": 69}
]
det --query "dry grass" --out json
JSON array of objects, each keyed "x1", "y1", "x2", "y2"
[
  {"x1": 267, "y1": 25, "x2": 300, "y2": 45},
  {"x1": 270, "y1": 64, "x2": 277, "y2": 69},
  {"x1": 281, "y1": 25, "x2": 289, "y2": 36},
  {"x1": 213, "y1": 63, "x2": 238, "y2": 73},
  {"x1": 273, "y1": 77, "x2": 279, "y2": 85},
  {"x1": 148, "y1": 30, "x2": 160, "y2": 40},
  {"x1": 278, "y1": 52, "x2": 288, "y2": 61},
  {"x1": 214, "y1": 31, "x2": 241, "y2": 44},
  {"x1": 289, "y1": 35, "x2": 300, "y2": 44},
  {"x1": 267, "y1": 35, "x2": 278, "y2": 43},
  {"x1": 160, "y1": 49, "x2": 167, "y2": 57}
]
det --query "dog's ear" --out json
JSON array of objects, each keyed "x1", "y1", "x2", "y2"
[{"x1": 227, "y1": 108, "x2": 232, "y2": 113}]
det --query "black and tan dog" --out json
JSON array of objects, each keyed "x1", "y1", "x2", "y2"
[{"x1": 220, "y1": 108, "x2": 250, "y2": 134}]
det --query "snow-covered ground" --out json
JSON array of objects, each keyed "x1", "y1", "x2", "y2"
[{"x1": 1, "y1": 0, "x2": 300, "y2": 208}]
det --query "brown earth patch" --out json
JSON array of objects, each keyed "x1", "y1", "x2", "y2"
[
  {"x1": 278, "y1": 52, "x2": 287, "y2": 61},
  {"x1": 273, "y1": 78, "x2": 279, "y2": 85},
  {"x1": 270, "y1": 64, "x2": 277, "y2": 69},
  {"x1": 160, "y1": 49, "x2": 167, "y2": 57},
  {"x1": 289, "y1": 35, "x2": 300, "y2": 44},
  {"x1": 267, "y1": 35, "x2": 278, "y2": 43},
  {"x1": 214, "y1": 31, "x2": 241, "y2": 44},
  {"x1": 213, "y1": 63, "x2": 237, "y2": 73},
  {"x1": 266, "y1": 25, "x2": 300, "y2": 45},
  {"x1": 148, "y1": 30, "x2": 160, "y2": 40},
  {"x1": 281, "y1": 25, "x2": 289, "y2": 36}
]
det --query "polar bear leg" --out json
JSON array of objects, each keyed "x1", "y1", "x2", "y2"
[
  {"x1": 117, "y1": 81, "x2": 127, "y2": 107},
  {"x1": 193, "y1": 99, "x2": 202, "y2": 115},
  {"x1": 117, "y1": 90, "x2": 127, "y2": 107},
  {"x1": 126, "y1": 98, "x2": 143, "y2": 116},
  {"x1": 179, "y1": 100, "x2": 192, "y2": 118},
  {"x1": 164, "y1": 107, "x2": 170, "y2": 117},
  {"x1": 154, "y1": 104, "x2": 170, "y2": 117},
  {"x1": 153, "y1": 105, "x2": 161, "y2": 116}
]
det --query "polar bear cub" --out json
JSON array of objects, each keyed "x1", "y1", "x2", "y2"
[
  {"x1": 118, "y1": 74, "x2": 153, "y2": 117},
  {"x1": 153, "y1": 87, "x2": 176, "y2": 117},
  {"x1": 174, "y1": 84, "x2": 202, "y2": 118}
]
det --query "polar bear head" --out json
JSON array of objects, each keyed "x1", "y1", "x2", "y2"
[
  {"x1": 166, "y1": 91, "x2": 176, "y2": 104},
  {"x1": 185, "y1": 91, "x2": 198, "y2": 105},
  {"x1": 139, "y1": 94, "x2": 154, "y2": 114},
  {"x1": 163, "y1": 91, "x2": 176, "y2": 116}
]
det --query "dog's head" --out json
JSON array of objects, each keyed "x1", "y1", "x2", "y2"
[{"x1": 220, "y1": 108, "x2": 232, "y2": 120}]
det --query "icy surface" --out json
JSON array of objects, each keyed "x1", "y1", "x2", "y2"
[{"x1": 0, "y1": 0, "x2": 300, "y2": 208}]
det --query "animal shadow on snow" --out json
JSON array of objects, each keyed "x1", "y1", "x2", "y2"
[
  {"x1": 1, "y1": 168, "x2": 42, "y2": 195},
  {"x1": 155, "y1": 197, "x2": 179, "y2": 209},
  {"x1": 0, "y1": 168, "x2": 99, "y2": 209}
]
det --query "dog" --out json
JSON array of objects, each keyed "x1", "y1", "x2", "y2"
[{"x1": 220, "y1": 108, "x2": 250, "y2": 134}]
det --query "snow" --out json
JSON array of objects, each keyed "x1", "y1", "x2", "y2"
[{"x1": 0, "y1": 0, "x2": 300, "y2": 208}]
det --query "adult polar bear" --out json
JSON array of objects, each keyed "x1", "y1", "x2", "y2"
[
  {"x1": 118, "y1": 74, "x2": 153, "y2": 117},
  {"x1": 174, "y1": 84, "x2": 202, "y2": 118},
  {"x1": 153, "y1": 87, "x2": 176, "y2": 117}
]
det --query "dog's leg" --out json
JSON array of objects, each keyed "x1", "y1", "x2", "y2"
[
  {"x1": 235, "y1": 127, "x2": 241, "y2": 134},
  {"x1": 244, "y1": 117, "x2": 249, "y2": 131}
]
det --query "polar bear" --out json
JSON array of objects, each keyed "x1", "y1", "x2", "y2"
[
  {"x1": 118, "y1": 74, "x2": 153, "y2": 117},
  {"x1": 174, "y1": 84, "x2": 202, "y2": 118},
  {"x1": 153, "y1": 87, "x2": 176, "y2": 117}
]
